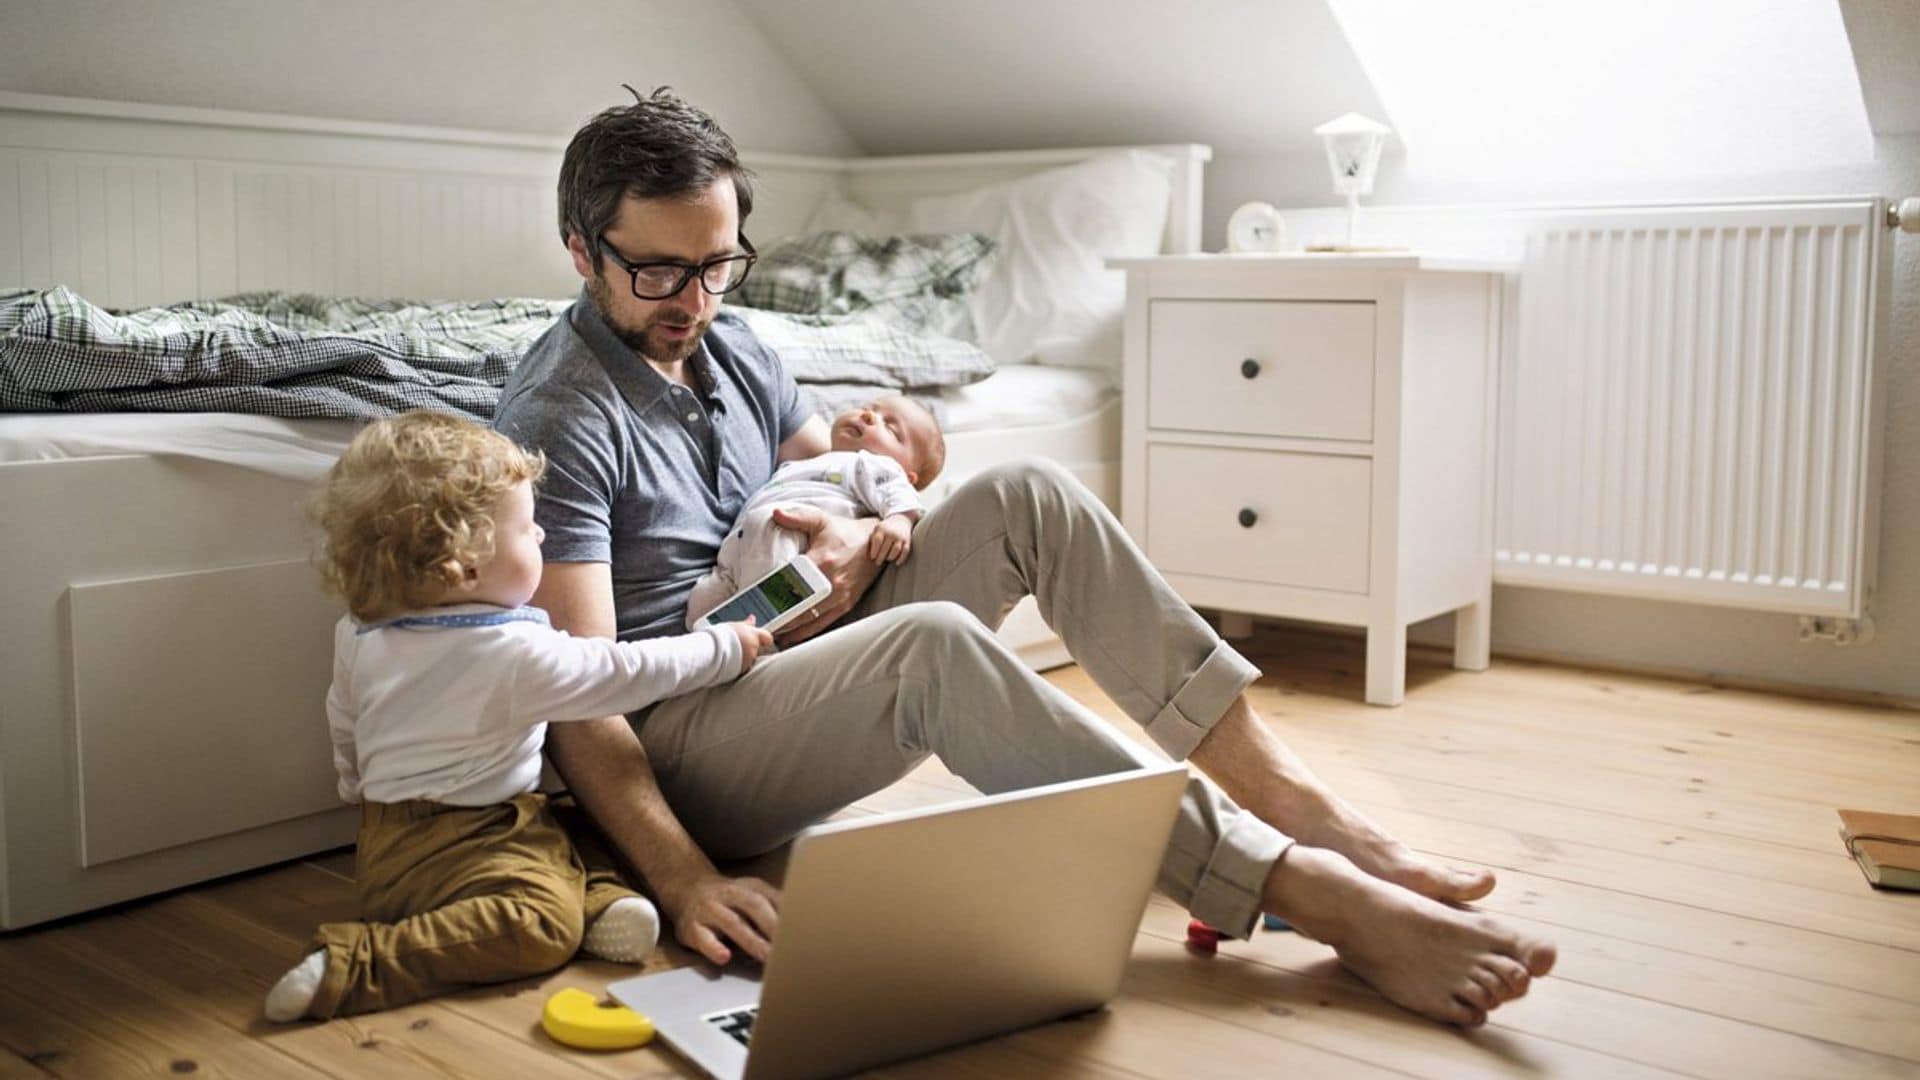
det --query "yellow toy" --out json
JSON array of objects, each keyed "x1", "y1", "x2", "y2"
[{"x1": 540, "y1": 987, "x2": 656, "y2": 1050}]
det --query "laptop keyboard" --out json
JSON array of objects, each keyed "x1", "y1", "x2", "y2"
[{"x1": 703, "y1": 1004, "x2": 759, "y2": 1048}]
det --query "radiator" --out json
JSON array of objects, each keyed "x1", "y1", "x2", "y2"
[{"x1": 1495, "y1": 200, "x2": 1893, "y2": 619}]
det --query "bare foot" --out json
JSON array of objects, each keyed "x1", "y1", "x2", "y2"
[
  {"x1": 1187, "y1": 703, "x2": 1495, "y2": 905},
  {"x1": 1290, "y1": 803, "x2": 1497, "y2": 905},
  {"x1": 1266, "y1": 845, "x2": 1555, "y2": 1027}
]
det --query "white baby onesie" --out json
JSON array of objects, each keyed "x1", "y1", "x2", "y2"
[{"x1": 686, "y1": 449, "x2": 921, "y2": 626}]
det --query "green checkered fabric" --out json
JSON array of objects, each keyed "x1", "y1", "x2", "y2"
[
  {"x1": 734, "y1": 231, "x2": 996, "y2": 340},
  {"x1": 0, "y1": 283, "x2": 996, "y2": 421},
  {"x1": 728, "y1": 305, "x2": 994, "y2": 396},
  {"x1": 0, "y1": 287, "x2": 568, "y2": 418}
]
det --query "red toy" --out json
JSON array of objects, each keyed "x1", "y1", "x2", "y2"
[{"x1": 1185, "y1": 918, "x2": 1222, "y2": 955}]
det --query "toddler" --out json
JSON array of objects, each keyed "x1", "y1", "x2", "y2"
[
  {"x1": 687, "y1": 395, "x2": 946, "y2": 627},
  {"x1": 266, "y1": 411, "x2": 771, "y2": 1021}
]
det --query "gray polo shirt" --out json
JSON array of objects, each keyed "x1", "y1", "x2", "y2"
[{"x1": 495, "y1": 293, "x2": 813, "y2": 640}]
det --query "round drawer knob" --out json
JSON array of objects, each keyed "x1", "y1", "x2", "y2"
[
  {"x1": 1237, "y1": 508, "x2": 1258, "y2": 528},
  {"x1": 1240, "y1": 358, "x2": 1261, "y2": 379}
]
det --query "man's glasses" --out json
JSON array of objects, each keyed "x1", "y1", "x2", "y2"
[{"x1": 597, "y1": 234, "x2": 757, "y2": 301}]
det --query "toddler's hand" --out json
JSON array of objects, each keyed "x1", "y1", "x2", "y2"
[
  {"x1": 868, "y1": 514, "x2": 914, "y2": 564},
  {"x1": 729, "y1": 617, "x2": 774, "y2": 674}
]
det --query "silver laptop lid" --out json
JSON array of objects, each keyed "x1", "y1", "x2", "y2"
[{"x1": 742, "y1": 764, "x2": 1189, "y2": 1080}]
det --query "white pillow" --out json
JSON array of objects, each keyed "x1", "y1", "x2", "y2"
[{"x1": 904, "y1": 150, "x2": 1174, "y2": 369}]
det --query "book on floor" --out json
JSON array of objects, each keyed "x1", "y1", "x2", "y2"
[{"x1": 1837, "y1": 809, "x2": 1920, "y2": 892}]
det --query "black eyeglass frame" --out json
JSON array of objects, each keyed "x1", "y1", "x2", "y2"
[{"x1": 596, "y1": 234, "x2": 758, "y2": 301}]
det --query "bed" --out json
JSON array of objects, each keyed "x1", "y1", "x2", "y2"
[{"x1": 0, "y1": 91, "x2": 1207, "y2": 930}]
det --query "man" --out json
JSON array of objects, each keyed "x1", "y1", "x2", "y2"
[{"x1": 495, "y1": 88, "x2": 1554, "y2": 1028}]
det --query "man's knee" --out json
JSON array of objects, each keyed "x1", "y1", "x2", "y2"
[
  {"x1": 979, "y1": 456, "x2": 1079, "y2": 496},
  {"x1": 893, "y1": 599, "x2": 987, "y2": 638}
]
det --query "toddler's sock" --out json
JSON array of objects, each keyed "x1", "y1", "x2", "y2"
[
  {"x1": 581, "y1": 896, "x2": 661, "y2": 963},
  {"x1": 264, "y1": 949, "x2": 327, "y2": 1022}
]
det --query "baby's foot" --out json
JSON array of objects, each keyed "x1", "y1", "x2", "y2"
[
  {"x1": 582, "y1": 896, "x2": 662, "y2": 964},
  {"x1": 264, "y1": 949, "x2": 326, "y2": 1022}
]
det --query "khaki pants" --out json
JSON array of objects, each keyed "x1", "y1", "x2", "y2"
[
  {"x1": 305, "y1": 793, "x2": 635, "y2": 1019},
  {"x1": 636, "y1": 460, "x2": 1293, "y2": 938}
]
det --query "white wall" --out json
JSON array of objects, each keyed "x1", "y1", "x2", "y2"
[
  {"x1": 0, "y1": 0, "x2": 859, "y2": 156},
  {"x1": 1207, "y1": 136, "x2": 1920, "y2": 705}
]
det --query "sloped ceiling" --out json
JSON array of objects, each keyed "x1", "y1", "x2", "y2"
[
  {"x1": 735, "y1": 0, "x2": 1385, "y2": 158},
  {"x1": 739, "y1": 0, "x2": 1916, "y2": 161},
  {"x1": 1841, "y1": 0, "x2": 1920, "y2": 134}
]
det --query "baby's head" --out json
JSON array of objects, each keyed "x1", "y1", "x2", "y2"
[
  {"x1": 313, "y1": 411, "x2": 547, "y2": 622},
  {"x1": 829, "y1": 395, "x2": 945, "y2": 490}
]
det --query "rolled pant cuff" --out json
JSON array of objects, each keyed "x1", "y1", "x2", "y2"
[
  {"x1": 1143, "y1": 640, "x2": 1261, "y2": 760},
  {"x1": 1187, "y1": 812, "x2": 1294, "y2": 939},
  {"x1": 303, "y1": 934, "x2": 353, "y2": 1020}
]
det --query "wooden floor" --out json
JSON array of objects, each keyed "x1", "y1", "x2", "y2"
[{"x1": 4, "y1": 623, "x2": 1918, "y2": 1078}]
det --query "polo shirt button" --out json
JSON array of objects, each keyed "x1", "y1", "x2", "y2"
[{"x1": 686, "y1": 412, "x2": 699, "y2": 423}]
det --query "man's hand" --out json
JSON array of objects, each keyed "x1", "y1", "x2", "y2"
[
  {"x1": 867, "y1": 513, "x2": 915, "y2": 564},
  {"x1": 771, "y1": 506, "x2": 881, "y2": 645},
  {"x1": 659, "y1": 872, "x2": 782, "y2": 965}
]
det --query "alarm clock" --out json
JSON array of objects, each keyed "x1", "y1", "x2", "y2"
[{"x1": 1226, "y1": 201, "x2": 1286, "y2": 253}]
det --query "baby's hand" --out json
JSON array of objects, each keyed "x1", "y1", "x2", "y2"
[
  {"x1": 729, "y1": 617, "x2": 775, "y2": 674},
  {"x1": 868, "y1": 514, "x2": 915, "y2": 564}
]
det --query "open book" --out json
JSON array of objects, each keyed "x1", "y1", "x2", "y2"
[{"x1": 1837, "y1": 809, "x2": 1920, "y2": 891}]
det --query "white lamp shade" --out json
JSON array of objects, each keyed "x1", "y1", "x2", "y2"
[{"x1": 1314, "y1": 112, "x2": 1391, "y2": 197}]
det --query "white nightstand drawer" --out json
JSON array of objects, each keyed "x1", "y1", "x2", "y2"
[
  {"x1": 1144, "y1": 444, "x2": 1370, "y2": 593},
  {"x1": 1147, "y1": 300, "x2": 1374, "y2": 441}
]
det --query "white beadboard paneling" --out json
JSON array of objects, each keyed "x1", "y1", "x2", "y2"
[
  {"x1": 193, "y1": 162, "x2": 235, "y2": 298},
  {"x1": 16, "y1": 154, "x2": 51, "y2": 285},
  {"x1": 0, "y1": 154, "x2": 21, "y2": 286}
]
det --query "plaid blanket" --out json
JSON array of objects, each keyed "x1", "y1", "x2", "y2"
[
  {"x1": 734, "y1": 230, "x2": 996, "y2": 340},
  {"x1": 0, "y1": 288, "x2": 561, "y2": 419},
  {"x1": 0, "y1": 285, "x2": 995, "y2": 423}
]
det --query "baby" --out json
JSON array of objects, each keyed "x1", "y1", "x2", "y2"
[
  {"x1": 686, "y1": 395, "x2": 946, "y2": 628},
  {"x1": 266, "y1": 411, "x2": 771, "y2": 1022}
]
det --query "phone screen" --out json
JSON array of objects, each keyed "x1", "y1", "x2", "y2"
[{"x1": 706, "y1": 561, "x2": 815, "y2": 626}]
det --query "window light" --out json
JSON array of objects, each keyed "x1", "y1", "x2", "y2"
[{"x1": 1326, "y1": 0, "x2": 1875, "y2": 183}]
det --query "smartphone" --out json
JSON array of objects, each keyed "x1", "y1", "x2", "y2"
[{"x1": 693, "y1": 554, "x2": 832, "y2": 633}]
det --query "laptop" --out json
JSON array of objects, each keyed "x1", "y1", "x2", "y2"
[{"x1": 609, "y1": 764, "x2": 1189, "y2": 1080}]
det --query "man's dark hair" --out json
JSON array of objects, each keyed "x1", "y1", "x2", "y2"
[{"x1": 557, "y1": 86, "x2": 755, "y2": 269}]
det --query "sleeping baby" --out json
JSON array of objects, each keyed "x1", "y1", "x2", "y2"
[{"x1": 686, "y1": 395, "x2": 946, "y2": 627}]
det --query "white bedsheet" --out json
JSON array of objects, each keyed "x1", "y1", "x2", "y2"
[
  {"x1": 0, "y1": 364, "x2": 1117, "y2": 481},
  {"x1": 0, "y1": 412, "x2": 361, "y2": 481},
  {"x1": 940, "y1": 363, "x2": 1115, "y2": 434}
]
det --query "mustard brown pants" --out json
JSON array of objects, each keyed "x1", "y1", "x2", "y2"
[{"x1": 304, "y1": 792, "x2": 636, "y2": 1019}]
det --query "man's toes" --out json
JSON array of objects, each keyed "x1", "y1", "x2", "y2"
[
  {"x1": 1468, "y1": 966, "x2": 1508, "y2": 1005},
  {"x1": 1521, "y1": 940, "x2": 1558, "y2": 977},
  {"x1": 1489, "y1": 924, "x2": 1558, "y2": 978},
  {"x1": 1451, "y1": 866, "x2": 1497, "y2": 901},
  {"x1": 1457, "y1": 977, "x2": 1496, "y2": 1012},
  {"x1": 1487, "y1": 956, "x2": 1531, "y2": 997},
  {"x1": 1446, "y1": 994, "x2": 1489, "y2": 1027}
]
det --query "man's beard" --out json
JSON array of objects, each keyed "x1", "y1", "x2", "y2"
[{"x1": 586, "y1": 275, "x2": 709, "y2": 366}]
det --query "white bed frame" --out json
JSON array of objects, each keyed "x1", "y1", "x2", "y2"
[{"x1": 0, "y1": 92, "x2": 1207, "y2": 930}]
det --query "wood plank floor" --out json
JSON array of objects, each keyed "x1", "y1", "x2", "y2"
[{"x1": 4, "y1": 623, "x2": 1917, "y2": 1078}]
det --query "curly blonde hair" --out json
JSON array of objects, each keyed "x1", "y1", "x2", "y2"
[{"x1": 313, "y1": 412, "x2": 546, "y2": 622}]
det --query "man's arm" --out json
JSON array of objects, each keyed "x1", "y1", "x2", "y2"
[
  {"x1": 776, "y1": 413, "x2": 831, "y2": 462},
  {"x1": 535, "y1": 562, "x2": 778, "y2": 965}
]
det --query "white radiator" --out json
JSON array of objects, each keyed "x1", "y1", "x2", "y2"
[{"x1": 1495, "y1": 200, "x2": 1893, "y2": 619}]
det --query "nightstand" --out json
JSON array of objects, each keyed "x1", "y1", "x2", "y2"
[{"x1": 1110, "y1": 253, "x2": 1511, "y2": 706}]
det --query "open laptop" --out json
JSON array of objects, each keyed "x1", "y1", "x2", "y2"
[{"x1": 609, "y1": 764, "x2": 1189, "y2": 1080}]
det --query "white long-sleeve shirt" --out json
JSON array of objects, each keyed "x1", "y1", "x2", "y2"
[{"x1": 327, "y1": 603, "x2": 742, "y2": 806}]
